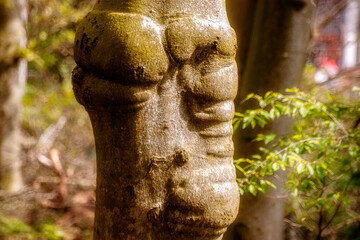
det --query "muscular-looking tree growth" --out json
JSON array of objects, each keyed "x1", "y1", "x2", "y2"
[
  {"x1": 0, "y1": 0, "x2": 27, "y2": 193},
  {"x1": 73, "y1": 0, "x2": 239, "y2": 239}
]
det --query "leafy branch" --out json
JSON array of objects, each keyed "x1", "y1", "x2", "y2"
[{"x1": 233, "y1": 88, "x2": 360, "y2": 237}]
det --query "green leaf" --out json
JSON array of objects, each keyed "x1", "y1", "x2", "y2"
[
  {"x1": 264, "y1": 134, "x2": 277, "y2": 144},
  {"x1": 272, "y1": 162, "x2": 280, "y2": 171},
  {"x1": 235, "y1": 165, "x2": 247, "y2": 175},
  {"x1": 279, "y1": 161, "x2": 286, "y2": 171},
  {"x1": 251, "y1": 118, "x2": 256, "y2": 128},
  {"x1": 255, "y1": 116, "x2": 267, "y2": 128},
  {"x1": 285, "y1": 88, "x2": 299, "y2": 93},
  {"x1": 281, "y1": 153, "x2": 288, "y2": 163},
  {"x1": 315, "y1": 166, "x2": 325, "y2": 179},
  {"x1": 269, "y1": 108, "x2": 276, "y2": 119},
  {"x1": 292, "y1": 188, "x2": 298, "y2": 197},
  {"x1": 265, "y1": 180, "x2": 276, "y2": 189},
  {"x1": 243, "y1": 114, "x2": 255, "y2": 129},
  {"x1": 234, "y1": 112, "x2": 244, "y2": 117},
  {"x1": 316, "y1": 152, "x2": 325, "y2": 159},
  {"x1": 307, "y1": 165, "x2": 314, "y2": 175},
  {"x1": 249, "y1": 185, "x2": 257, "y2": 196},
  {"x1": 299, "y1": 107, "x2": 308, "y2": 117},
  {"x1": 259, "y1": 147, "x2": 270, "y2": 154},
  {"x1": 325, "y1": 89, "x2": 333, "y2": 101},
  {"x1": 297, "y1": 163, "x2": 305, "y2": 174},
  {"x1": 240, "y1": 93, "x2": 255, "y2": 104},
  {"x1": 233, "y1": 120, "x2": 241, "y2": 132}
]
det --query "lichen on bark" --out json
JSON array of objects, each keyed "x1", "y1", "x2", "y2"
[{"x1": 73, "y1": 0, "x2": 240, "y2": 239}]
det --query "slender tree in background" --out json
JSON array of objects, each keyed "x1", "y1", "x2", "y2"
[
  {"x1": 224, "y1": 0, "x2": 316, "y2": 239},
  {"x1": 0, "y1": 0, "x2": 27, "y2": 193}
]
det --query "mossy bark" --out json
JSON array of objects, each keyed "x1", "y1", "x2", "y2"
[
  {"x1": 73, "y1": 0, "x2": 240, "y2": 239},
  {"x1": 224, "y1": 0, "x2": 316, "y2": 239},
  {"x1": 0, "y1": 0, "x2": 27, "y2": 193}
]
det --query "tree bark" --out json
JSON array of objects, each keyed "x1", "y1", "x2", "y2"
[
  {"x1": 226, "y1": 0, "x2": 258, "y2": 84},
  {"x1": 0, "y1": 0, "x2": 27, "y2": 193},
  {"x1": 342, "y1": 0, "x2": 359, "y2": 69},
  {"x1": 72, "y1": 0, "x2": 240, "y2": 239},
  {"x1": 224, "y1": 0, "x2": 316, "y2": 240}
]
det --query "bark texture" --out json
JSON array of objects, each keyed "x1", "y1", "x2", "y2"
[
  {"x1": 72, "y1": 0, "x2": 240, "y2": 239},
  {"x1": 0, "y1": 0, "x2": 27, "y2": 193},
  {"x1": 226, "y1": 0, "x2": 257, "y2": 82},
  {"x1": 224, "y1": 0, "x2": 316, "y2": 240}
]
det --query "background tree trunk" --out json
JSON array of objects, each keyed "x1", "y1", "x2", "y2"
[
  {"x1": 0, "y1": 0, "x2": 27, "y2": 193},
  {"x1": 226, "y1": 0, "x2": 258, "y2": 82},
  {"x1": 224, "y1": 0, "x2": 316, "y2": 239}
]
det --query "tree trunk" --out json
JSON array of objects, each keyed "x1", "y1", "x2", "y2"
[
  {"x1": 0, "y1": 0, "x2": 27, "y2": 193},
  {"x1": 224, "y1": 0, "x2": 316, "y2": 240},
  {"x1": 342, "y1": 0, "x2": 359, "y2": 69},
  {"x1": 72, "y1": 0, "x2": 240, "y2": 239},
  {"x1": 226, "y1": 0, "x2": 258, "y2": 84}
]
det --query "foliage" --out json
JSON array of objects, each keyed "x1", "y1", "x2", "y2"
[
  {"x1": 233, "y1": 88, "x2": 360, "y2": 238},
  {"x1": 0, "y1": 216, "x2": 64, "y2": 240},
  {"x1": 0, "y1": 0, "x2": 96, "y2": 239},
  {"x1": 22, "y1": 0, "x2": 95, "y2": 133}
]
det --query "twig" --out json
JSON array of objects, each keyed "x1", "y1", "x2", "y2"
[
  {"x1": 37, "y1": 176, "x2": 95, "y2": 188},
  {"x1": 36, "y1": 116, "x2": 67, "y2": 152},
  {"x1": 316, "y1": 185, "x2": 326, "y2": 240},
  {"x1": 321, "y1": 177, "x2": 352, "y2": 232},
  {"x1": 254, "y1": 93, "x2": 349, "y2": 136},
  {"x1": 273, "y1": 137, "x2": 326, "y2": 157},
  {"x1": 284, "y1": 218, "x2": 304, "y2": 228},
  {"x1": 287, "y1": 96, "x2": 349, "y2": 137},
  {"x1": 314, "y1": 0, "x2": 351, "y2": 37},
  {"x1": 50, "y1": 148, "x2": 67, "y2": 202}
]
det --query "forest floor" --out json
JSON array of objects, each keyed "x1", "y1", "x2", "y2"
[{"x1": 0, "y1": 76, "x2": 96, "y2": 240}]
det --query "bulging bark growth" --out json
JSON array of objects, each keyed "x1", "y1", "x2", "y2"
[
  {"x1": 72, "y1": 0, "x2": 240, "y2": 239},
  {"x1": 0, "y1": 0, "x2": 27, "y2": 193}
]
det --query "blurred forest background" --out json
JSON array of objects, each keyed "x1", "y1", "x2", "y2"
[
  {"x1": 1, "y1": 0, "x2": 96, "y2": 239},
  {"x1": 0, "y1": 0, "x2": 359, "y2": 239}
]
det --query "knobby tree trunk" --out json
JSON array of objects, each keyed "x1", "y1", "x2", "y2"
[
  {"x1": 72, "y1": 0, "x2": 240, "y2": 239},
  {"x1": 224, "y1": 1, "x2": 316, "y2": 240},
  {"x1": 0, "y1": 0, "x2": 27, "y2": 193}
]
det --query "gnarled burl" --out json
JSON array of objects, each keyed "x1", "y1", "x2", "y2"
[{"x1": 72, "y1": 0, "x2": 239, "y2": 239}]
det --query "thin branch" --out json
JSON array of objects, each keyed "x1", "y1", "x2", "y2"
[
  {"x1": 36, "y1": 116, "x2": 67, "y2": 152},
  {"x1": 237, "y1": 136, "x2": 333, "y2": 181},
  {"x1": 333, "y1": 215, "x2": 360, "y2": 231},
  {"x1": 284, "y1": 218, "x2": 304, "y2": 228},
  {"x1": 321, "y1": 177, "x2": 353, "y2": 232},
  {"x1": 273, "y1": 137, "x2": 326, "y2": 157},
  {"x1": 317, "y1": 206, "x2": 324, "y2": 240},
  {"x1": 314, "y1": 0, "x2": 351, "y2": 36},
  {"x1": 289, "y1": 96, "x2": 349, "y2": 137},
  {"x1": 254, "y1": 93, "x2": 349, "y2": 136},
  {"x1": 316, "y1": 184, "x2": 326, "y2": 240}
]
